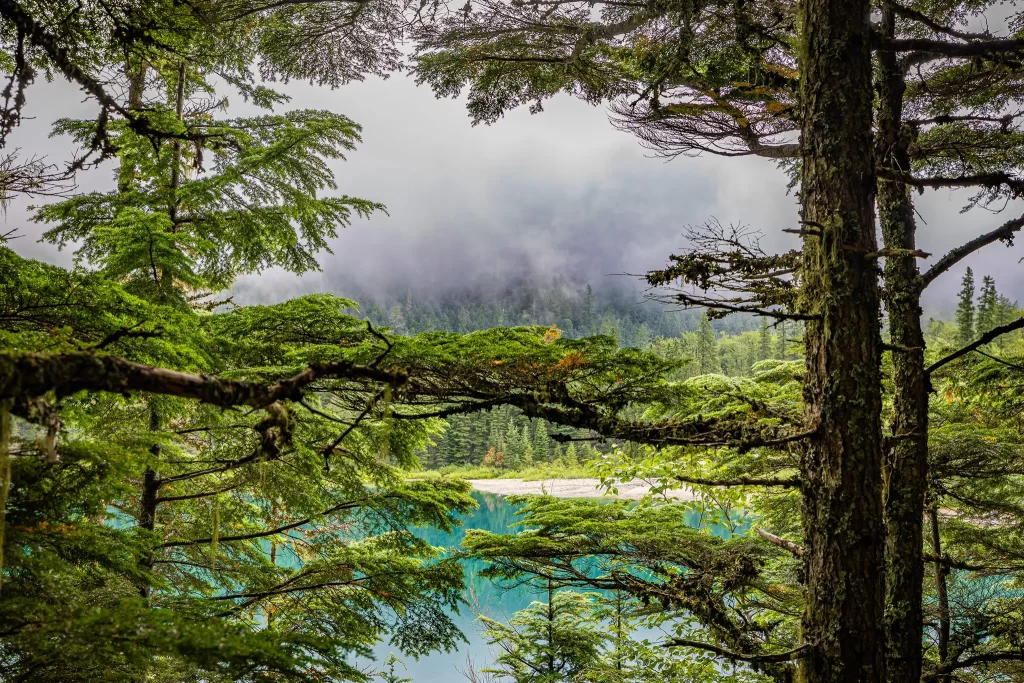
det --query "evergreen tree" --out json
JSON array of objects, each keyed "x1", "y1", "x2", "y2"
[
  {"x1": 976, "y1": 275, "x2": 999, "y2": 336},
  {"x1": 564, "y1": 443, "x2": 579, "y2": 467},
  {"x1": 775, "y1": 320, "x2": 789, "y2": 361},
  {"x1": 479, "y1": 586, "x2": 606, "y2": 683},
  {"x1": 955, "y1": 268, "x2": 976, "y2": 346},
  {"x1": 551, "y1": 443, "x2": 564, "y2": 466},
  {"x1": 634, "y1": 323, "x2": 651, "y2": 349},
  {"x1": 695, "y1": 314, "x2": 720, "y2": 375},
  {"x1": 583, "y1": 284, "x2": 595, "y2": 334},
  {"x1": 504, "y1": 422, "x2": 522, "y2": 470},
  {"x1": 519, "y1": 428, "x2": 535, "y2": 467},
  {"x1": 533, "y1": 421, "x2": 551, "y2": 463},
  {"x1": 758, "y1": 318, "x2": 772, "y2": 362}
]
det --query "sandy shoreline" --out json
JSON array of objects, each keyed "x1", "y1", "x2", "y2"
[{"x1": 466, "y1": 477, "x2": 695, "y2": 500}]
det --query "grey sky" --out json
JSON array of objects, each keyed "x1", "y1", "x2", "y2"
[{"x1": 4, "y1": 71, "x2": 1022, "y2": 316}]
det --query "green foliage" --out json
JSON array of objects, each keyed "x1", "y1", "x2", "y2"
[
  {"x1": 480, "y1": 587, "x2": 607, "y2": 682},
  {"x1": 956, "y1": 268, "x2": 976, "y2": 345},
  {"x1": 36, "y1": 108, "x2": 382, "y2": 306}
]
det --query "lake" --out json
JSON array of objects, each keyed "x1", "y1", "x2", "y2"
[{"x1": 373, "y1": 490, "x2": 732, "y2": 682}]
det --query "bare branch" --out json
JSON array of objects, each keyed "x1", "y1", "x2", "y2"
[
  {"x1": 920, "y1": 213, "x2": 1024, "y2": 289},
  {"x1": 756, "y1": 528, "x2": 804, "y2": 558}
]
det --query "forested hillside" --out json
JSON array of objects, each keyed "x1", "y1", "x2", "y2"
[{"x1": 413, "y1": 270, "x2": 1020, "y2": 473}]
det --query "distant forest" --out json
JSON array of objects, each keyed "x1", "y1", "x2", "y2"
[{"x1": 368, "y1": 271, "x2": 1019, "y2": 471}]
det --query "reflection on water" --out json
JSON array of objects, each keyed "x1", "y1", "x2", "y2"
[
  {"x1": 371, "y1": 491, "x2": 539, "y2": 682},
  {"x1": 372, "y1": 491, "x2": 740, "y2": 682}
]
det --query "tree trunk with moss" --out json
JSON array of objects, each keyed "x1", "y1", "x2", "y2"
[
  {"x1": 797, "y1": 0, "x2": 885, "y2": 681},
  {"x1": 876, "y1": 4, "x2": 929, "y2": 682}
]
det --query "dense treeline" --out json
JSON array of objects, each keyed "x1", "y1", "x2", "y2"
[{"x1": 355, "y1": 279, "x2": 763, "y2": 342}]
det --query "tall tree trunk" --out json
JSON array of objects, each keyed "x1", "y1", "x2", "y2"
[
  {"x1": 797, "y1": 0, "x2": 885, "y2": 680},
  {"x1": 929, "y1": 505, "x2": 950, "y2": 683},
  {"x1": 876, "y1": 5, "x2": 929, "y2": 682},
  {"x1": 168, "y1": 61, "x2": 186, "y2": 225},
  {"x1": 118, "y1": 63, "x2": 146, "y2": 194},
  {"x1": 138, "y1": 405, "x2": 162, "y2": 598}
]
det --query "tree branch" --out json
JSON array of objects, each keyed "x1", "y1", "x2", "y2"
[
  {"x1": 756, "y1": 528, "x2": 804, "y2": 558},
  {"x1": 888, "y1": 4, "x2": 992, "y2": 41},
  {"x1": 158, "y1": 497, "x2": 375, "y2": 548},
  {"x1": 675, "y1": 474, "x2": 800, "y2": 488},
  {"x1": 924, "y1": 651, "x2": 1024, "y2": 678},
  {"x1": 884, "y1": 35, "x2": 1024, "y2": 60},
  {"x1": 876, "y1": 168, "x2": 1024, "y2": 195},
  {"x1": 926, "y1": 318, "x2": 1024, "y2": 374},
  {"x1": 0, "y1": 352, "x2": 407, "y2": 408},
  {"x1": 919, "y1": 213, "x2": 1024, "y2": 289},
  {"x1": 662, "y1": 638, "x2": 810, "y2": 663}
]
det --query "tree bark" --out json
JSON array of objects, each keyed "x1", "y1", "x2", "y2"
[
  {"x1": 929, "y1": 505, "x2": 950, "y2": 683},
  {"x1": 138, "y1": 405, "x2": 161, "y2": 599},
  {"x1": 876, "y1": 5, "x2": 929, "y2": 682},
  {"x1": 117, "y1": 62, "x2": 146, "y2": 194},
  {"x1": 797, "y1": 0, "x2": 885, "y2": 680}
]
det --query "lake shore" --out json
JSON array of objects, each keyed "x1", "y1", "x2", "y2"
[{"x1": 466, "y1": 477, "x2": 695, "y2": 500}]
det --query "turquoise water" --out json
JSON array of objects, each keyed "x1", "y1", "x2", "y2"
[
  {"x1": 372, "y1": 491, "x2": 740, "y2": 682},
  {"x1": 372, "y1": 491, "x2": 545, "y2": 681}
]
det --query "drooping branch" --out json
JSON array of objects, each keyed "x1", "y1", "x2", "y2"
[
  {"x1": 926, "y1": 318, "x2": 1024, "y2": 374},
  {"x1": 0, "y1": 0, "x2": 221, "y2": 164},
  {"x1": 924, "y1": 652, "x2": 1024, "y2": 679},
  {"x1": 158, "y1": 497, "x2": 375, "y2": 548},
  {"x1": 888, "y1": 4, "x2": 992, "y2": 42},
  {"x1": 662, "y1": 638, "x2": 811, "y2": 663},
  {"x1": 920, "y1": 213, "x2": 1024, "y2": 288},
  {"x1": 645, "y1": 220, "x2": 810, "y2": 321}
]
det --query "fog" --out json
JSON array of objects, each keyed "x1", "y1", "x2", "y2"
[{"x1": 4, "y1": 71, "x2": 1022, "y2": 317}]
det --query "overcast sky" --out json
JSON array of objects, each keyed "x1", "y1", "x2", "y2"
[{"x1": 5, "y1": 70, "x2": 1022, "y2": 316}]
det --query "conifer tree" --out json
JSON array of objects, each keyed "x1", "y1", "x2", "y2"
[
  {"x1": 758, "y1": 318, "x2": 772, "y2": 363},
  {"x1": 774, "y1": 321, "x2": 789, "y2": 361},
  {"x1": 955, "y1": 269, "x2": 977, "y2": 347},
  {"x1": 976, "y1": 276, "x2": 1000, "y2": 337},
  {"x1": 564, "y1": 443, "x2": 579, "y2": 468},
  {"x1": 695, "y1": 314, "x2": 719, "y2": 375},
  {"x1": 533, "y1": 420, "x2": 550, "y2": 464},
  {"x1": 479, "y1": 586, "x2": 606, "y2": 683},
  {"x1": 519, "y1": 428, "x2": 535, "y2": 467},
  {"x1": 504, "y1": 422, "x2": 522, "y2": 470}
]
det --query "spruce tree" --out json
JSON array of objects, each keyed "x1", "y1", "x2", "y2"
[
  {"x1": 533, "y1": 420, "x2": 551, "y2": 463},
  {"x1": 955, "y1": 268, "x2": 976, "y2": 346},
  {"x1": 775, "y1": 320, "x2": 789, "y2": 361},
  {"x1": 564, "y1": 443, "x2": 579, "y2": 467},
  {"x1": 758, "y1": 318, "x2": 772, "y2": 363},
  {"x1": 976, "y1": 276, "x2": 999, "y2": 336},
  {"x1": 519, "y1": 428, "x2": 535, "y2": 467},
  {"x1": 479, "y1": 587, "x2": 606, "y2": 683},
  {"x1": 695, "y1": 314, "x2": 720, "y2": 375},
  {"x1": 504, "y1": 422, "x2": 522, "y2": 470}
]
